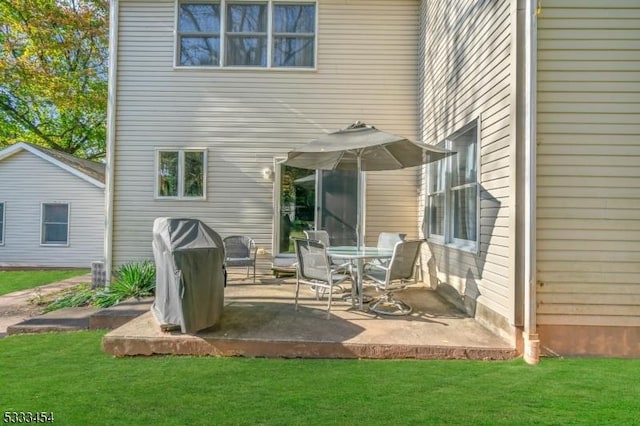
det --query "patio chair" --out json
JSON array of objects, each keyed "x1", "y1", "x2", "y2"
[
  {"x1": 223, "y1": 235, "x2": 257, "y2": 283},
  {"x1": 293, "y1": 239, "x2": 353, "y2": 319},
  {"x1": 363, "y1": 239, "x2": 423, "y2": 316},
  {"x1": 374, "y1": 232, "x2": 407, "y2": 267},
  {"x1": 304, "y1": 229, "x2": 344, "y2": 268},
  {"x1": 303, "y1": 230, "x2": 331, "y2": 247}
]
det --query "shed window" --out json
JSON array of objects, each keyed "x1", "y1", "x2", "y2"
[
  {"x1": 41, "y1": 203, "x2": 69, "y2": 246},
  {"x1": 427, "y1": 120, "x2": 479, "y2": 252},
  {"x1": 157, "y1": 149, "x2": 207, "y2": 199},
  {"x1": 177, "y1": 1, "x2": 316, "y2": 68},
  {"x1": 0, "y1": 202, "x2": 4, "y2": 245}
]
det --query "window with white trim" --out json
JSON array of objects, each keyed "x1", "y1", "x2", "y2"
[
  {"x1": 41, "y1": 203, "x2": 69, "y2": 246},
  {"x1": 0, "y1": 202, "x2": 5, "y2": 245},
  {"x1": 177, "y1": 1, "x2": 316, "y2": 68},
  {"x1": 157, "y1": 149, "x2": 207, "y2": 199},
  {"x1": 427, "y1": 120, "x2": 479, "y2": 252}
]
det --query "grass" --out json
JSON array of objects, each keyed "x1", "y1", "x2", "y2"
[
  {"x1": 1, "y1": 331, "x2": 639, "y2": 425},
  {"x1": 0, "y1": 269, "x2": 89, "y2": 296}
]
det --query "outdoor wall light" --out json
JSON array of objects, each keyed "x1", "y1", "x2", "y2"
[{"x1": 262, "y1": 167, "x2": 274, "y2": 181}]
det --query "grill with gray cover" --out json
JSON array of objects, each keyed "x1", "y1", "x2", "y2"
[{"x1": 151, "y1": 218, "x2": 226, "y2": 333}]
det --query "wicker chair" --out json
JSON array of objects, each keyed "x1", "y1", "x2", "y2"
[{"x1": 223, "y1": 235, "x2": 257, "y2": 283}]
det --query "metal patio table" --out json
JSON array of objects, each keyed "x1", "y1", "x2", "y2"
[{"x1": 327, "y1": 246, "x2": 393, "y2": 310}]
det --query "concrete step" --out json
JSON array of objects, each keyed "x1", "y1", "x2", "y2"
[
  {"x1": 89, "y1": 298, "x2": 153, "y2": 330},
  {"x1": 7, "y1": 306, "x2": 98, "y2": 335},
  {"x1": 6, "y1": 298, "x2": 153, "y2": 336}
]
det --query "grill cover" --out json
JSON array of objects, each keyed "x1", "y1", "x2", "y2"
[{"x1": 151, "y1": 218, "x2": 225, "y2": 333}]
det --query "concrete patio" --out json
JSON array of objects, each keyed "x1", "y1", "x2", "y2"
[{"x1": 103, "y1": 271, "x2": 517, "y2": 360}]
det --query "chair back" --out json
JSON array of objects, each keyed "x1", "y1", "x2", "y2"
[
  {"x1": 294, "y1": 239, "x2": 330, "y2": 282},
  {"x1": 376, "y1": 232, "x2": 406, "y2": 250},
  {"x1": 387, "y1": 240, "x2": 423, "y2": 282},
  {"x1": 223, "y1": 235, "x2": 252, "y2": 259},
  {"x1": 304, "y1": 230, "x2": 331, "y2": 247}
]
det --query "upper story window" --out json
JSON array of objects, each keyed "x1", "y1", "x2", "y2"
[
  {"x1": 41, "y1": 203, "x2": 70, "y2": 246},
  {"x1": 177, "y1": 1, "x2": 316, "y2": 68},
  {"x1": 0, "y1": 202, "x2": 4, "y2": 245},
  {"x1": 156, "y1": 148, "x2": 207, "y2": 199},
  {"x1": 426, "y1": 119, "x2": 480, "y2": 253}
]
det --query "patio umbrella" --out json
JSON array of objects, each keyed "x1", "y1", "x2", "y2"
[{"x1": 284, "y1": 121, "x2": 454, "y2": 247}]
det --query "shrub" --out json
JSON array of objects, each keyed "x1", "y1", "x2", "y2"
[{"x1": 44, "y1": 260, "x2": 156, "y2": 312}]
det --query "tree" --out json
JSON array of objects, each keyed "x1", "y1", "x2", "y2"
[{"x1": 0, "y1": 0, "x2": 108, "y2": 160}]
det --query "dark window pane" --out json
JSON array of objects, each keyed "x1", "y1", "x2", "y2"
[
  {"x1": 179, "y1": 4, "x2": 220, "y2": 32},
  {"x1": 429, "y1": 194, "x2": 445, "y2": 236},
  {"x1": 226, "y1": 36, "x2": 267, "y2": 66},
  {"x1": 451, "y1": 127, "x2": 477, "y2": 187},
  {"x1": 184, "y1": 151, "x2": 204, "y2": 197},
  {"x1": 44, "y1": 224, "x2": 68, "y2": 244},
  {"x1": 273, "y1": 5, "x2": 315, "y2": 33},
  {"x1": 159, "y1": 151, "x2": 178, "y2": 197},
  {"x1": 0, "y1": 203, "x2": 3, "y2": 222},
  {"x1": 43, "y1": 204, "x2": 68, "y2": 223},
  {"x1": 452, "y1": 186, "x2": 477, "y2": 242},
  {"x1": 227, "y1": 4, "x2": 267, "y2": 32},
  {"x1": 180, "y1": 37, "x2": 220, "y2": 66},
  {"x1": 273, "y1": 37, "x2": 314, "y2": 67}
]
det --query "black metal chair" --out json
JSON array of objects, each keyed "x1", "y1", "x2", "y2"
[
  {"x1": 293, "y1": 239, "x2": 353, "y2": 319},
  {"x1": 223, "y1": 235, "x2": 257, "y2": 283},
  {"x1": 363, "y1": 239, "x2": 423, "y2": 316}
]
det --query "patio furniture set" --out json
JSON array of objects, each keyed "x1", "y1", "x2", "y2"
[{"x1": 294, "y1": 230, "x2": 423, "y2": 318}]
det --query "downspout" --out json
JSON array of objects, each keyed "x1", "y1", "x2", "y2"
[
  {"x1": 523, "y1": 0, "x2": 539, "y2": 364},
  {"x1": 104, "y1": 0, "x2": 119, "y2": 285}
]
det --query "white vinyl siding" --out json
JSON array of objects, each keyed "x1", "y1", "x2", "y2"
[
  {"x1": 418, "y1": 0, "x2": 516, "y2": 335},
  {"x1": 0, "y1": 151, "x2": 104, "y2": 267},
  {"x1": 536, "y1": 0, "x2": 640, "y2": 328},
  {"x1": 112, "y1": 0, "x2": 420, "y2": 266}
]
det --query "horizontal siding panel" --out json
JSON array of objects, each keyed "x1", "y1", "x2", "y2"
[
  {"x1": 539, "y1": 60, "x2": 640, "y2": 72},
  {"x1": 537, "y1": 282, "x2": 640, "y2": 293},
  {"x1": 538, "y1": 315, "x2": 640, "y2": 327},
  {"x1": 538, "y1": 272, "x2": 640, "y2": 286},
  {"x1": 538, "y1": 305, "x2": 639, "y2": 316}
]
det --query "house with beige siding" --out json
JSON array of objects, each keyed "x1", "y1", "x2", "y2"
[
  {"x1": 0, "y1": 142, "x2": 105, "y2": 268},
  {"x1": 106, "y1": 0, "x2": 639, "y2": 360}
]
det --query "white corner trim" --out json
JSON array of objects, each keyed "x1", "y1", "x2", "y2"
[{"x1": 104, "y1": 0, "x2": 120, "y2": 285}]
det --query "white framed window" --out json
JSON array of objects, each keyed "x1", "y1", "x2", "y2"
[
  {"x1": 177, "y1": 1, "x2": 316, "y2": 68},
  {"x1": 426, "y1": 119, "x2": 480, "y2": 253},
  {"x1": 0, "y1": 202, "x2": 5, "y2": 245},
  {"x1": 41, "y1": 203, "x2": 70, "y2": 246},
  {"x1": 156, "y1": 148, "x2": 207, "y2": 199}
]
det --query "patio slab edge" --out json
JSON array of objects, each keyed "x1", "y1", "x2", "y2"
[{"x1": 102, "y1": 332, "x2": 517, "y2": 361}]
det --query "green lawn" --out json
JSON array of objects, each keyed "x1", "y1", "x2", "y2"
[
  {"x1": 1, "y1": 332, "x2": 638, "y2": 425},
  {"x1": 0, "y1": 269, "x2": 89, "y2": 296}
]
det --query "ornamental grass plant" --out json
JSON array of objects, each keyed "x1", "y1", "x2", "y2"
[{"x1": 43, "y1": 260, "x2": 156, "y2": 312}]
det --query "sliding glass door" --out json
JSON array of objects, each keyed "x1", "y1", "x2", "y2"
[{"x1": 276, "y1": 164, "x2": 358, "y2": 254}]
